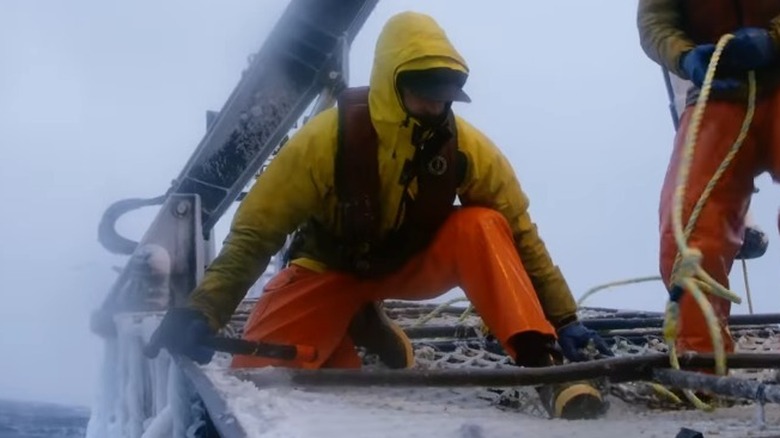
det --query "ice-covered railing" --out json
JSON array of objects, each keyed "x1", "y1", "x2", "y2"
[
  {"x1": 87, "y1": 301, "x2": 780, "y2": 438},
  {"x1": 86, "y1": 250, "x2": 285, "y2": 438},
  {"x1": 85, "y1": 313, "x2": 205, "y2": 438},
  {"x1": 87, "y1": 1, "x2": 378, "y2": 435}
]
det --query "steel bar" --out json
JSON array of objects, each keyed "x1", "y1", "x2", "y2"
[
  {"x1": 173, "y1": 0, "x2": 379, "y2": 232},
  {"x1": 385, "y1": 305, "x2": 473, "y2": 318},
  {"x1": 204, "y1": 336, "x2": 316, "y2": 362},
  {"x1": 405, "y1": 325, "x2": 480, "y2": 339},
  {"x1": 178, "y1": 358, "x2": 249, "y2": 438},
  {"x1": 662, "y1": 66, "x2": 681, "y2": 130},
  {"x1": 402, "y1": 315, "x2": 780, "y2": 340},
  {"x1": 652, "y1": 368, "x2": 780, "y2": 404},
  {"x1": 603, "y1": 326, "x2": 778, "y2": 339},
  {"x1": 581, "y1": 307, "x2": 664, "y2": 318},
  {"x1": 410, "y1": 325, "x2": 778, "y2": 340},
  {"x1": 412, "y1": 340, "x2": 505, "y2": 355},
  {"x1": 411, "y1": 335, "x2": 669, "y2": 354},
  {"x1": 583, "y1": 313, "x2": 780, "y2": 331},
  {"x1": 230, "y1": 353, "x2": 780, "y2": 389}
]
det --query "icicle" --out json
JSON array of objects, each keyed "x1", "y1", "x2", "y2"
[
  {"x1": 125, "y1": 333, "x2": 146, "y2": 438},
  {"x1": 140, "y1": 405, "x2": 173, "y2": 438},
  {"x1": 168, "y1": 358, "x2": 194, "y2": 438},
  {"x1": 85, "y1": 338, "x2": 120, "y2": 438}
]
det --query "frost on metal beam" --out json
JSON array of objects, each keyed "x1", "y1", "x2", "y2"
[{"x1": 171, "y1": 0, "x2": 379, "y2": 232}]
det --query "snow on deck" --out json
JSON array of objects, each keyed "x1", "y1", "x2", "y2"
[
  {"x1": 200, "y1": 360, "x2": 780, "y2": 438},
  {"x1": 199, "y1": 302, "x2": 780, "y2": 438},
  {"x1": 89, "y1": 305, "x2": 780, "y2": 438}
]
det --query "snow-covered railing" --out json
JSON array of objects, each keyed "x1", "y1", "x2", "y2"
[
  {"x1": 86, "y1": 254, "x2": 285, "y2": 438},
  {"x1": 85, "y1": 313, "x2": 204, "y2": 438}
]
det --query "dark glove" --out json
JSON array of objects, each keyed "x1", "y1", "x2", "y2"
[
  {"x1": 144, "y1": 307, "x2": 216, "y2": 364},
  {"x1": 722, "y1": 27, "x2": 777, "y2": 71},
  {"x1": 680, "y1": 45, "x2": 741, "y2": 90},
  {"x1": 556, "y1": 321, "x2": 613, "y2": 362},
  {"x1": 735, "y1": 224, "x2": 769, "y2": 260},
  {"x1": 90, "y1": 308, "x2": 118, "y2": 338}
]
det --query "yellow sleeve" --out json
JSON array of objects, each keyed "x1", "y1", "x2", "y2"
[
  {"x1": 188, "y1": 108, "x2": 338, "y2": 329},
  {"x1": 770, "y1": 14, "x2": 780, "y2": 49},
  {"x1": 637, "y1": 0, "x2": 696, "y2": 78},
  {"x1": 456, "y1": 117, "x2": 577, "y2": 327}
]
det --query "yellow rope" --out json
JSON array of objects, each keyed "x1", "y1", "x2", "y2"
[
  {"x1": 414, "y1": 38, "x2": 757, "y2": 410},
  {"x1": 665, "y1": 33, "x2": 757, "y2": 410},
  {"x1": 458, "y1": 304, "x2": 475, "y2": 323},
  {"x1": 411, "y1": 297, "x2": 470, "y2": 327},
  {"x1": 577, "y1": 276, "x2": 662, "y2": 306}
]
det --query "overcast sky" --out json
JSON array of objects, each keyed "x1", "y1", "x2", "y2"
[{"x1": 1, "y1": 0, "x2": 778, "y2": 407}]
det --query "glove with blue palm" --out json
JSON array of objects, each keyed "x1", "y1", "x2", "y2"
[
  {"x1": 556, "y1": 321, "x2": 613, "y2": 362},
  {"x1": 679, "y1": 44, "x2": 741, "y2": 90}
]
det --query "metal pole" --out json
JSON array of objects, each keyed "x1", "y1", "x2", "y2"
[
  {"x1": 229, "y1": 353, "x2": 780, "y2": 389},
  {"x1": 582, "y1": 313, "x2": 780, "y2": 331},
  {"x1": 178, "y1": 358, "x2": 249, "y2": 438},
  {"x1": 652, "y1": 368, "x2": 780, "y2": 404},
  {"x1": 662, "y1": 67, "x2": 681, "y2": 131},
  {"x1": 203, "y1": 336, "x2": 317, "y2": 362},
  {"x1": 403, "y1": 313, "x2": 780, "y2": 337}
]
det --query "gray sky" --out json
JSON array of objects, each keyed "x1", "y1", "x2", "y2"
[{"x1": 1, "y1": 0, "x2": 778, "y2": 407}]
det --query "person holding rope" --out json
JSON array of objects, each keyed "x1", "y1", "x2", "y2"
[
  {"x1": 147, "y1": 11, "x2": 612, "y2": 419},
  {"x1": 637, "y1": 0, "x2": 780, "y2": 355}
]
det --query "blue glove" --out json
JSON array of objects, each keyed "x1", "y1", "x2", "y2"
[
  {"x1": 680, "y1": 45, "x2": 741, "y2": 90},
  {"x1": 557, "y1": 321, "x2": 613, "y2": 362},
  {"x1": 144, "y1": 307, "x2": 216, "y2": 364},
  {"x1": 722, "y1": 27, "x2": 777, "y2": 71}
]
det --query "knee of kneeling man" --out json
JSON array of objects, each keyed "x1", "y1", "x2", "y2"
[{"x1": 450, "y1": 206, "x2": 507, "y2": 226}]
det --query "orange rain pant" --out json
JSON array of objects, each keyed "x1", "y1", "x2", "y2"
[
  {"x1": 659, "y1": 86, "x2": 780, "y2": 354},
  {"x1": 232, "y1": 206, "x2": 556, "y2": 369}
]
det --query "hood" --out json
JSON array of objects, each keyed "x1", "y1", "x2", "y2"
[{"x1": 368, "y1": 11, "x2": 469, "y2": 125}]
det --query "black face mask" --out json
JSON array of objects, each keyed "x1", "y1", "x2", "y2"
[
  {"x1": 407, "y1": 101, "x2": 452, "y2": 129},
  {"x1": 413, "y1": 111, "x2": 447, "y2": 128},
  {"x1": 410, "y1": 115, "x2": 453, "y2": 155}
]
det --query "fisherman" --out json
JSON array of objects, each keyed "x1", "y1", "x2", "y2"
[
  {"x1": 637, "y1": 0, "x2": 780, "y2": 355},
  {"x1": 148, "y1": 11, "x2": 611, "y2": 419}
]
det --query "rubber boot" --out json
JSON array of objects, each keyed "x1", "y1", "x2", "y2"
[
  {"x1": 535, "y1": 379, "x2": 606, "y2": 420},
  {"x1": 348, "y1": 301, "x2": 415, "y2": 369},
  {"x1": 511, "y1": 333, "x2": 607, "y2": 420}
]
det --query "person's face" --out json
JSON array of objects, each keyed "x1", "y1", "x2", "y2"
[{"x1": 400, "y1": 87, "x2": 448, "y2": 126}]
